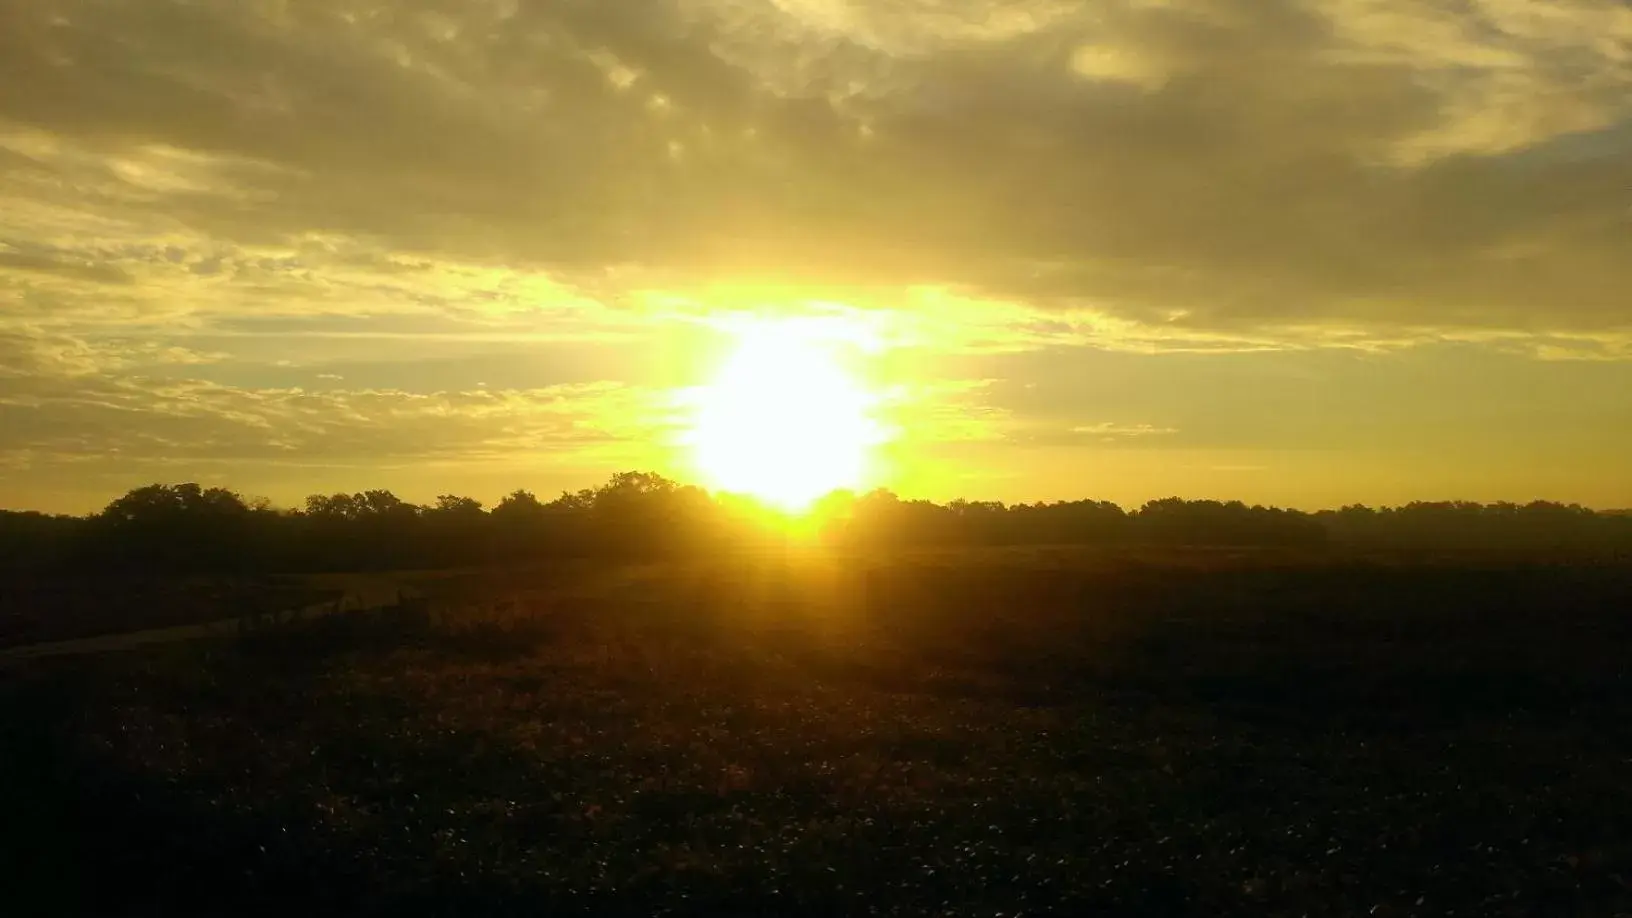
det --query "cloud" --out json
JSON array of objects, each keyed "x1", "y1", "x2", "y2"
[
  {"x1": 0, "y1": 375, "x2": 669, "y2": 467},
  {"x1": 1070, "y1": 422, "x2": 1179, "y2": 439},
  {"x1": 0, "y1": 0, "x2": 1625, "y2": 347},
  {"x1": 0, "y1": 355, "x2": 676, "y2": 472},
  {"x1": 874, "y1": 378, "x2": 1016, "y2": 445},
  {"x1": 0, "y1": 248, "x2": 132, "y2": 285}
]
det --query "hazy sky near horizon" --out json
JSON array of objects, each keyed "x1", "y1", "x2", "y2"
[{"x1": 3, "y1": 0, "x2": 1631, "y2": 514}]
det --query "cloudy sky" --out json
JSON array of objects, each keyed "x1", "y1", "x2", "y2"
[{"x1": 3, "y1": 0, "x2": 1631, "y2": 513}]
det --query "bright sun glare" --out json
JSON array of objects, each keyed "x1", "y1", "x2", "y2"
[{"x1": 687, "y1": 320, "x2": 886, "y2": 511}]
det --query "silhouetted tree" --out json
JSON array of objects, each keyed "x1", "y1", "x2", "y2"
[
  {"x1": 86, "y1": 483, "x2": 260, "y2": 572},
  {"x1": 492, "y1": 489, "x2": 544, "y2": 520},
  {"x1": 0, "y1": 510, "x2": 83, "y2": 573},
  {"x1": 10, "y1": 476, "x2": 1632, "y2": 576}
]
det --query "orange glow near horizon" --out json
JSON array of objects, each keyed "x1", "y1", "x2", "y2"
[{"x1": 683, "y1": 318, "x2": 890, "y2": 512}]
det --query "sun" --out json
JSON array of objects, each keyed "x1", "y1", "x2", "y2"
[{"x1": 686, "y1": 319, "x2": 886, "y2": 511}]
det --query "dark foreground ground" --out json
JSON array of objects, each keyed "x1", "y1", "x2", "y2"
[{"x1": 3, "y1": 547, "x2": 1631, "y2": 916}]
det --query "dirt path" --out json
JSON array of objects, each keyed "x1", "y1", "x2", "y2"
[{"x1": 0, "y1": 574, "x2": 418, "y2": 665}]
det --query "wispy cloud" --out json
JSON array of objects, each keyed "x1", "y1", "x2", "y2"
[
  {"x1": 0, "y1": 369, "x2": 675, "y2": 471},
  {"x1": 1071, "y1": 422, "x2": 1179, "y2": 440}
]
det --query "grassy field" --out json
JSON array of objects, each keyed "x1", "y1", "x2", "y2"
[
  {"x1": 3, "y1": 547, "x2": 1630, "y2": 916},
  {"x1": 0, "y1": 575, "x2": 340, "y2": 649}
]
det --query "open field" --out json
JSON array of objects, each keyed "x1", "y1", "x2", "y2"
[
  {"x1": 0, "y1": 576, "x2": 341, "y2": 650},
  {"x1": 3, "y1": 547, "x2": 1631, "y2": 916},
  {"x1": 0, "y1": 574, "x2": 417, "y2": 661}
]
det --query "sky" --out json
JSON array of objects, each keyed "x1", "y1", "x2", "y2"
[{"x1": 2, "y1": 0, "x2": 1631, "y2": 514}]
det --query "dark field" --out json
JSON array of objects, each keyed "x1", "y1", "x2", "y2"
[
  {"x1": 4, "y1": 547, "x2": 1631, "y2": 916},
  {"x1": 0, "y1": 576, "x2": 336, "y2": 649}
]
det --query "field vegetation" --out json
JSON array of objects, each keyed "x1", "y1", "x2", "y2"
[{"x1": 4, "y1": 546, "x2": 1630, "y2": 916}]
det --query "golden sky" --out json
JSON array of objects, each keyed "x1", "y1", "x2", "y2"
[{"x1": 2, "y1": 0, "x2": 1631, "y2": 513}]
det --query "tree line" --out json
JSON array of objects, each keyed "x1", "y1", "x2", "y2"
[{"x1": 3, "y1": 473, "x2": 1630, "y2": 575}]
